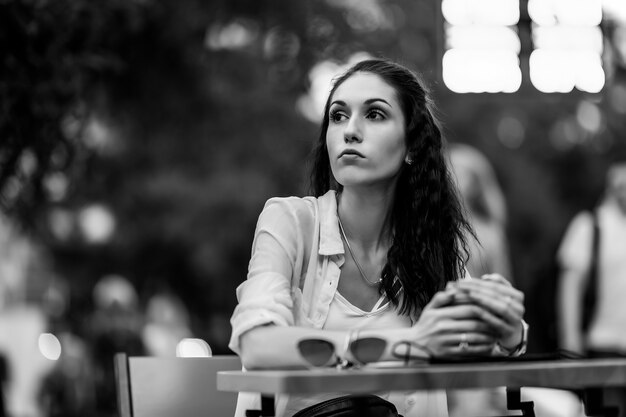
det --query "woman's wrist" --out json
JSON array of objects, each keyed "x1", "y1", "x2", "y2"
[{"x1": 496, "y1": 320, "x2": 528, "y2": 356}]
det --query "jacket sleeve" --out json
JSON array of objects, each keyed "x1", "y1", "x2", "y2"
[{"x1": 228, "y1": 197, "x2": 304, "y2": 354}]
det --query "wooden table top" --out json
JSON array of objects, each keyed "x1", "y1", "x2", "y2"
[{"x1": 217, "y1": 358, "x2": 626, "y2": 395}]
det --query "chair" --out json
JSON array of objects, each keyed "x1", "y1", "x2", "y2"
[{"x1": 114, "y1": 353, "x2": 241, "y2": 417}]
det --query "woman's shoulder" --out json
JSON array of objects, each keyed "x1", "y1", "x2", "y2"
[
  {"x1": 261, "y1": 191, "x2": 336, "y2": 219},
  {"x1": 262, "y1": 195, "x2": 317, "y2": 216}
]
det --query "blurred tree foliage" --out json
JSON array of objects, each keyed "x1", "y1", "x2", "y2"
[
  {"x1": 0, "y1": 0, "x2": 130, "y2": 224},
  {"x1": 2, "y1": 0, "x2": 626, "y2": 353},
  {"x1": 2, "y1": 0, "x2": 430, "y2": 350}
]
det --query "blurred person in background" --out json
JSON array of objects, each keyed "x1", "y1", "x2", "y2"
[
  {"x1": 557, "y1": 151, "x2": 626, "y2": 415},
  {"x1": 86, "y1": 274, "x2": 145, "y2": 417},
  {"x1": 229, "y1": 59, "x2": 528, "y2": 417},
  {"x1": 38, "y1": 331, "x2": 96, "y2": 417},
  {"x1": 142, "y1": 291, "x2": 193, "y2": 357},
  {"x1": 36, "y1": 277, "x2": 98, "y2": 417},
  {"x1": 0, "y1": 215, "x2": 55, "y2": 417},
  {"x1": 447, "y1": 143, "x2": 512, "y2": 281}
]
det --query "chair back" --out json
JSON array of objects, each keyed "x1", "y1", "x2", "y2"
[{"x1": 115, "y1": 353, "x2": 241, "y2": 417}]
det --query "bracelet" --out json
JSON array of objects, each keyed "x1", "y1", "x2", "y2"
[{"x1": 497, "y1": 320, "x2": 529, "y2": 356}]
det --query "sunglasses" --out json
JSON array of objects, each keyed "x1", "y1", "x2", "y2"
[{"x1": 297, "y1": 335, "x2": 432, "y2": 369}]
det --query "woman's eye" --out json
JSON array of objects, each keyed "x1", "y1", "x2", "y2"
[
  {"x1": 366, "y1": 109, "x2": 386, "y2": 120},
  {"x1": 329, "y1": 110, "x2": 347, "y2": 123}
]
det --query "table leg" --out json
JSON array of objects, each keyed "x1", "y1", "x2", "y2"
[
  {"x1": 261, "y1": 395, "x2": 276, "y2": 416},
  {"x1": 244, "y1": 395, "x2": 275, "y2": 417},
  {"x1": 581, "y1": 388, "x2": 619, "y2": 417},
  {"x1": 506, "y1": 388, "x2": 535, "y2": 417}
]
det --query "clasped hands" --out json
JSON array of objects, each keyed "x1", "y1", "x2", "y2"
[{"x1": 412, "y1": 273, "x2": 525, "y2": 358}]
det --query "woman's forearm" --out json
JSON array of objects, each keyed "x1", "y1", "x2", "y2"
[{"x1": 240, "y1": 325, "x2": 345, "y2": 369}]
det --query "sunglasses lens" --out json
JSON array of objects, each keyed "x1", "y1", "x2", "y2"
[
  {"x1": 350, "y1": 337, "x2": 387, "y2": 364},
  {"x1": 298, "y1": 339, "x2": 335, "y2": 367}
]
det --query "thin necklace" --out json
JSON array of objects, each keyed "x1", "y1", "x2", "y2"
[{"x1": 337, "y1": 216, "x2": 382, "y2": 287}]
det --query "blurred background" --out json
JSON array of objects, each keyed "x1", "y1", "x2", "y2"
[{"x1": 1, "y1": 0, "x2": 626, "y2": 416}]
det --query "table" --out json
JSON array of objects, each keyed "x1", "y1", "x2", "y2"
[{"x1": 218, "y1": 358, "x2": 626, "y2": 416}]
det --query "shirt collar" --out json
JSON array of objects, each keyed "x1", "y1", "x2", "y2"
[{"x1": 318, "y1": 190, "x2": 345, "y2": 256}]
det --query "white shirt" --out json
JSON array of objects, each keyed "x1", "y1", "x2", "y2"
[
  {"x1": 558, "y1": 201, "x2": 626, "y2": 350},
  {"x1": 229, "y1": 191, "x2": 449, "y2": 416}
]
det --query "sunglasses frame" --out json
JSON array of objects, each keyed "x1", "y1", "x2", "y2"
[{"x1": 297, "y1": 330, "x2": 433, "y2": 370}]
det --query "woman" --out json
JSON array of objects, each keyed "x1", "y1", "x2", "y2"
[{"x1": 229, "y1": 59, "x2": 527, "y2": 417}]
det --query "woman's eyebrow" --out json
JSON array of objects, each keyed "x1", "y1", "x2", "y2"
[
  {"x1": 365, "y1": 98, "x2": 392, "y2": 107},
  {"x1": 330, "y1": 98, "x2": 392, "y2": 107}
]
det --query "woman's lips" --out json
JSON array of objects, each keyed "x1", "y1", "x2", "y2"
[{"x1": 339, "y1": 149, "x2": 365, "y2": 158}]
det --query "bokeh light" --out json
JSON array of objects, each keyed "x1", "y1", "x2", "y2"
[
  {"x1": 205, "y1": 19, "x2": 259, "y2": 51},
  {"x1": 297, "y1": 52, "x2": 373, "y2": 122},
  {"x1": 603, "y1": 0, "x2": 626, "y2": 22},
  {"x1": 77, "y1": 204, "x2": 116, "y2": 244},
  {"x1": 44, "y1": 172, "x2": 69, "y2": 202},
  {"x1": 529, "y1": 50, "x2": 605, "y2": 93},
  {"x1": 176, "y1": 338, "x2": 212, "y2": 358},
  {"x1": 442, "y1": 0, "x2": 519, "y2": 25},
  {"x1": 497, "y1": 115, "x2": 526, "y2": 149},
  {"x1": 576, "y1": 100, "x2": 604, "y2": 133},
  {"x1": 443, "y1": 50, "x2": 522, "y2": 93},
  {"x1": 48, "y1": 208, "x2": 74, "y2": 241},
  {"x1": 38, "y1": 333, "x2": 62, "y2": 361},
  {"x1": 528, "y1": 0, "x2": 602, "y2": 26}
]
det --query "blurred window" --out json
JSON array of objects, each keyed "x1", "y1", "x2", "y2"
[
  {"x1": 529, "y1": 0, "x2": 605, "y2": 93},
  {"x1": 441, "y1": 0, "x2": 607, "y2": 94},
  {"x1": 442, "y1": 0, "x2": 522, "y2": 93}
]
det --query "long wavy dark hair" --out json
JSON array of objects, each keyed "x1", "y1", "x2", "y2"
[{"x1": 310, "y1": 58, "x2": 474, "y2": 317}]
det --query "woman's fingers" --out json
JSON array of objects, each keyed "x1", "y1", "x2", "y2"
[
  {"x1": 454, "y1": 277, "x2": 522, "y2": 302},
  {"x1": 428, "y1": 302, "x2": 514, "y2": 325},
  {"x1": 419, "y1": 309, "x2": 500, "y2": 341},
  {"x1": 467, "y1": 287, "x2": 524, "y2": 320},
  {"x1": 452, "y1": 279, "x2": 525, "y2": 321},
  {"x1": 435, "y1": 332, "x2": 496, "y2": 356},
  {"x1": 480, "y1": 273, "x2": 512, "y2": 286},
  {"x1": 438, "y1": 331, "x2": 497, "y2": 346},
  {"x1": 419, "y1": 283, "x2": 526, "y2": 356},
  {"x1": 439, "y1": 319, "x2": 496, "y2": 335},
  {"x1": 431, "y1": 294, "x2": 522, "y2": 342},
  {"x1": 468, "y1": 306, "x2": 517, "y2": 336}
]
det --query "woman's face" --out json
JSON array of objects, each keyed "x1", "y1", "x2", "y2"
[{"x1": 326, "y1": 72, "x2": 407, "y2": 190}]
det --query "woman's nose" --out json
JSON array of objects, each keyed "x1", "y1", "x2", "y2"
[{"x1": 343, "y1": 117, "x2": 362, "y2": 143}]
